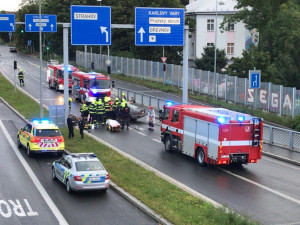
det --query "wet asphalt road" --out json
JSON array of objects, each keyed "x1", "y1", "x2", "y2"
[
  {"x1": 1, "y1": 45, "x2": 300, "y2": 224},
  {"x1": 0, "y1": 100, "x2": 157, "y2": 225}
]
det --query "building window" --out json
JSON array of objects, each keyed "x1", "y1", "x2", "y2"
[
  {"x1": 227, "y1": 43, "x2": 234, "y2": 54},
  {"x1": 228, "y1": 23, "x2": 235, "y2": 31},
  {"x1": 207, "y1": 19, "x2": 214, "y2": 31},
  {"x1": 207, "y1": 43, "x2": 214, "y2": 47}
]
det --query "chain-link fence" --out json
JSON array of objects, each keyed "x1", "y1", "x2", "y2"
[{"x1": 76, "y1": 51, "x2": 300, "y2": 118}]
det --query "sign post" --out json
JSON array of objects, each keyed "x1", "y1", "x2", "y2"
[
  {"x1": 25, "y1": 14, "x2": 57, "y2": 32},
  {"x1": 249, "y1": 70, "x2": 261, "y2": 110},
  {"x1": 0, "y1": 14, "x2": 15, "y2": 32}
]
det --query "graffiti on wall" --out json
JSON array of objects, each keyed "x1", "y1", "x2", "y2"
[{"x1": 245, "y1": 29, "x2": 259, "y2": 50}]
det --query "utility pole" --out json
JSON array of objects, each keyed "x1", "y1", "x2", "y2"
[{"x1": 39, "y1": 0, "x2": 43, "y2": 118}]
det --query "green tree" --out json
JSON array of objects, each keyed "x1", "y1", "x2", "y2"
[
  {"x1": 15, "y1": 0, "x2": 188, "y2": 64},
  {"x1": 194, "y1": 45, "x2": 228, "y2": 73},
  {"x1": 227, "y1": 46, "x2": 272, "y2": 81},
  {"x1": 221, "y1": 0, "x2": 300, "y2": 88},
  {"x1": 14, "y1": 1, "x2": 39, "y2": 52}
]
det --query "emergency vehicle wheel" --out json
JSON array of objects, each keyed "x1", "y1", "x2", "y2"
[
  {"x1": 27, "y1": 145, "x2": 33, "y2": 157},
  {"x1": 52, "y1": 167, "x2": 57, "y2": 180},
  {"x1": 17, "y1": 136, "x2": 22, "y2": 148},
  {"x1": 164, "y1": 135, "x2": 173, "y2": 152},
  {"x1": 196, "y1": 148, "x2": 206, "y2": 166},
  {"x1": 66, "y1": 179, "x2": 72, "y2": 193}
]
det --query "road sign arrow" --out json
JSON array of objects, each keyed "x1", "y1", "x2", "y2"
[
  {"x1": 50, "y1": 24, "x2": 53, "y2": 31},
  {"x1": 100, "y1": 26, "x2": 108, "y2": 43},
  {"x1": 28, "y1": 23, "x2": 32, "y2": 31},
  {"x1": 138, "y1": 27, "x2": 145, "y2": 43},
  {"x1": 9, "y1": 23, "x2": 14, "y2": 30}
]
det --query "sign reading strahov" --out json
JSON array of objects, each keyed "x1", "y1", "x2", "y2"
[
  {"x1": 25, "y1": 14, "x2": 57, "y2": 32},
  {"x1": 0, "y1": 14, "x2": 15, "y2": 32},
  {"x1": 135, "y1": 7, "x2": 184, "y2": 46},
  {"x1": 71, "y1": 5, "x2": 111, "y2": 45}
]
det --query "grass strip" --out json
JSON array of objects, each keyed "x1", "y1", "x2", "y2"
[
  {"x1": 0, "y1": 75, "x2": 49, "y2": 119},
  {"x1": 0, "y1": 73, "x2": 260, "y2": 225}
]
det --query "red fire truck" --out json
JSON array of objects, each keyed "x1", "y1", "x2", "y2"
[
  {"x1": 71, "y1": 71, "x2": 113, "y2": 103},
  {"x1": 47, "y1": 62, "x2": 78, "y2": 92},
  {"x1": 160, "y1": 103, "x2": 263, "y2": 166}
]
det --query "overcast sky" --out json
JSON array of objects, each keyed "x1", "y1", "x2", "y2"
[{"x1": 1, "y1": 0, "x2": 22, "y2": 12}]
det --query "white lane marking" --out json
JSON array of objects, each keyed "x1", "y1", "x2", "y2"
[
  {"x1": 263, "y1": 157, "x2": 300, "y2": 171},
  {"x1": 28, "y1": 61, "x2": 39, "y2": 68},
  {"x1": 0, "y1": 120, "x2": 69, "y2": 225},
  {"x1": 137, "y1": 131, "x2": 146, "y2": 136},
  {"x1": 152, "y1": 139, "x2": 161, "y2": 143},
  {"x1": 274, "y1": 221, "x2": 300, "y2": 225},
  {"x1": 220, "y1": 168, "x2": 300, "y2": 206}
]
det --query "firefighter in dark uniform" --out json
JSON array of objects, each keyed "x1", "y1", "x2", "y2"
[
  {"x1": 78, "y1": 117, "x2": 84, "y2": 139},
  {"x1": 96, "y1": 98, "x2": 104, "y2": 126},
  {"x1": 88, "y1": 100, "x2": 96, "y2": 127},
  {"x1": 121, "y1": 103, "x2": 130, "y2": 129},
  {"x1": 108, "y1": 97, "x2": 114, "y2": 120},
  {"x1": 112, "y1": 98, "x2": 120, "y2": 120},
  {"x1": 80, "y1": 103, "x2": 89, "y2": 129},
  {"x1": 104, "y1": 96, "x2": 110, "y2": 121},
  {"x1": 116, "y1": 102, "x2": 122, "y2": 123},
  {"x1": 121, "y1": 93, "x2": 126, "y2": 101},
  {"x1": 68, "y1": 98, "x2": 72, "y2": 113},
  {"x1": 80, "y1": 103, "x2": 89, "y2": 118},
  {"x1": 18, "y1": 69, "x2": 25, "y2": 86}
]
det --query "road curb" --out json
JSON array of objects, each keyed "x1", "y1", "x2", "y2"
[
  {"x1": 262, "y1": 151, "x2": 300, "y2": 167},
  {"x1": 0, "y1": 96, "x2": 173, "y2": 225}
]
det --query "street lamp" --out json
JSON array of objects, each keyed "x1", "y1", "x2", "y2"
[{"x1": 214, "y1": 0, "x2": 224, "y2": 99}]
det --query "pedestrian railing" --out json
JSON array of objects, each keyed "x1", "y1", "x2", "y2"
[{"x1": 117, "y1": 87, "x2": 300, "y2": 152}]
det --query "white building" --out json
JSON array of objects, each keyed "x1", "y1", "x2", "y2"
[{"x1": 186, "y1": 0, "x2": 258, "y2": 61}]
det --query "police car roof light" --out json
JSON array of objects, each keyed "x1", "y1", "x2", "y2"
[
  {"x1": 41, "y1": 120, "x2": 51, "y2": 124},
  {"x1": 70, "y1": 153, "x2": 97, "y2": 158}
]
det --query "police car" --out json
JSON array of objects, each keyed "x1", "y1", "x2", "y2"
[
  {"x1": 17, "y1": 120, "x2": 65, "y2": 157},
  {"x1": 52, "y1": 153, "x2": 110, "y2": 193}
]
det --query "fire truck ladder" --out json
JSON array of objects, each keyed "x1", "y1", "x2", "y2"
[{"x1": 252, "y1": 118, "x2": 262, "y2": 146}]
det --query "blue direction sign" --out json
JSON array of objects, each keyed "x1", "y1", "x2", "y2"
[
  {"x1": 71, "y1": 5, "x2": 111, "y2": 45},
  {"x1": 135, "y1": 7, "x2": 184, "y2": 46},
  {"x1": 0, "y1": 14, "x2": 15, "y2": 32},
  {"x1": 25, "y1": 14, "x2": 57, "y2": 32},
  {"x1": 249, "y1": 70, "x2": 261, "y2": 89}
]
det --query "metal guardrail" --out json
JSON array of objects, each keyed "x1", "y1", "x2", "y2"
[
  {"x1": 76, "y1": 51, "x2": 300, "y2": 118},
  {"x1": 118, "y1": 88, "x2": 300, "y2": 152}
]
